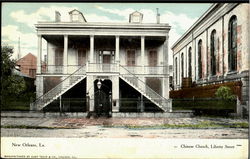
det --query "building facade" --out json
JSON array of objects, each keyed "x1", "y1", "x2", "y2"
[
  {"x1": 32, "y1": 10, "x2": 172, "y2": 116},
  {"x1": 16, "y1": 53, "x2": 37, "y2": 78},
  {"x1": 172, "y1": 3, "x2": 249, "y2": 116}
]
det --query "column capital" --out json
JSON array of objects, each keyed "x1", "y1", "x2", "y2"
[
  {"x1": 90, "y1": 35, "x2": 94, "y2": 38},
  {"x1": 115, "y1": 35, "x2": 120, "y2": 38},
  {"x1": 141, "y1": 36, "x2": 145, "y2": 39}
]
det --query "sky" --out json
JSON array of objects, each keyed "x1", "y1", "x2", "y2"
[{"x1": 2, "y1": 3, "x2": 212, "y2": 64}]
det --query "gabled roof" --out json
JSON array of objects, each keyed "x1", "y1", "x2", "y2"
[
  {"x1": 16, "y1": 53, "x2": 36, "y2": 62},
  {"x1": 68, "y1": 9, "x2": 87, "y2": 22},
  {"x1": 69, "y1": 9, "x2": 82, "y2": 14},
  {"x1": 130, "y1": 11, "x2": 143, "y2": 15},
  {"x1": 129, "y1": 10, "x2": 143, "y2": 23}
]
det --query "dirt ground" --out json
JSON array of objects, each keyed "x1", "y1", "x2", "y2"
[{"x1": 1, "y1": 117, "x2": 248, "y2": 138}]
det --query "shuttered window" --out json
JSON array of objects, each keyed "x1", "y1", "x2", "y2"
[
  {"x1": 78, "y1": 49, "x2": 86, "y2": 65},
  {"x1": 127, "y1": 50, "x2": 136, "y2": 66},
  {"x1": 148, "y1": 50, "x2": 158, "y2": 66},
  {"x1": 55, "y1": 48, "x2": 63, "y2": 66}
]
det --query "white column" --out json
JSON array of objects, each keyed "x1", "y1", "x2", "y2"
[
  {"x1": 112, "y1": 76, "x2": 119, "y2": 112},
  {"x1": 163, "y1": 35, "x2": 169, "y2": 98},
  {"x1": 63, "y1": 35, "x2": 68, "y2": 74},
  {"x1": 37, "y1": 35, "x2": 42, "y2": 74},
  {"x1": 141, "y1": 36, "x2": 145, "y2": 67},
  {"x1": 90, "y1": 35, "x2": 94, "y2": 63},
  {"x1": 87, "y1": 76, "x2": 94, "y2": 112},
  {"x1": 115, "y1": 36, "x2": 120, "y2": 63}
]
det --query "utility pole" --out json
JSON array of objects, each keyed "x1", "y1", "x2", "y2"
[{"x1": 17, "y1": 37, "x2": 21, "y2": 59}]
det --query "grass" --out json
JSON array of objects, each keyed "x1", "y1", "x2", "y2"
[{"x1": 103, "y1": 121, "x2": 249, "y2": 129}]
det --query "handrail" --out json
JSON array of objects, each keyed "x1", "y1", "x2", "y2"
[
  {"x1": 119, "y1": 64, "x2": 167, "y2": 101},
  {"x1": 33, "y1": 64, "x2": 86, "y2": 104}
]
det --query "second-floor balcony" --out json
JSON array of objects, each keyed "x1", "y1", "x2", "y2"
[{"x1": 41, "y1": 63, "x2": 169, "y2": 75}]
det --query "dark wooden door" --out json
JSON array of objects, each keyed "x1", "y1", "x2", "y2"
[{"x1": 103, "y1": 55, "x2": 111, "y2": 64}]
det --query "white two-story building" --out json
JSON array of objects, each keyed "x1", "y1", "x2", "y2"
[{"x1": 31, "y1": 9, "x2": 172, "y2": 116}]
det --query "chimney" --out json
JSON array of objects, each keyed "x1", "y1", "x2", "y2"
[
  {"x1": 156, "y1": 8, "x2": 160, "y2": 24},
  {"x1": 44, "y1": 55, "x2": 47, "y2": 64},
  {"x1": 55, "y1": 11, "x2": 61, "y2": 22}
]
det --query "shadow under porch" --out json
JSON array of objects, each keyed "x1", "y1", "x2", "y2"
[
  {"x1": 43, "y1": 78, "x2": 87, "y2": 112},
  {"x1": 119, "y1": 78, "x2": 163, "y2": 113}
]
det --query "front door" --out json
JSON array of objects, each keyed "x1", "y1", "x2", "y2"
[
  {"x1": 103, "y1": 55, "x2": 111, "y2": 64},
  {"x1": 94, "y1": 79, "x2": 112, "y2": 117},
  {"x1": 102, "y1": 51, "x2": 113, "y2": 71}
]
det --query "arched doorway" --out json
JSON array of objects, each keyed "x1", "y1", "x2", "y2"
[{"x1": 94, "y1": 79, "x2": 112, "y2": 117}]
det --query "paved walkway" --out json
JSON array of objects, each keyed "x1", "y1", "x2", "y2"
[{"x1": 1, "y1": 117, "x2": 248, "y2": 138}]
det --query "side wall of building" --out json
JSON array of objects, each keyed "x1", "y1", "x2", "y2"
[{"x1": 172, "y1": 3, "x2": 249, "y2": 117}]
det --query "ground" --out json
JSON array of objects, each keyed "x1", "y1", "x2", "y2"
[{"x1": 1, "y1": 117, "x2": 248, "y2": 138}]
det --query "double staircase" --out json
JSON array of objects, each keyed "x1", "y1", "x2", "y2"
[
  {"x1": 31, "y1": 64, "x2": 171, "y2": 112},
  {"x1": 119, "y1": 65, "x2": 171, "y2": 112},
  {"x1": 31, "y1": 65, "x2": 86, "y2": 110}
]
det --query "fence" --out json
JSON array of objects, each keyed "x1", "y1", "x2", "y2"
[
  {"x1": 42, "y1": 98, "x2": 87, "y2": 112},
  {"x1": 119, "y1": 98, "x2": 164, "y2": 112},
  {"x1": 170, "y1": 81, "x2": 242, "y2": 100}
]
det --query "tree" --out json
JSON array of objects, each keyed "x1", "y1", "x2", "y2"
[{"x1": 1, "y1": 45, "x2": 26, "y2": 98}]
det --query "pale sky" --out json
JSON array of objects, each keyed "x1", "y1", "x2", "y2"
[{"x1": 2, "y1": 3, "x2": 212, "y2": 64}]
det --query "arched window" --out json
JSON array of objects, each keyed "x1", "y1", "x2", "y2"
[
  {"x1": 228, "y1": 15, "x2": 237, "y2": 71},
  {"x1": 175, "y1": 57, "x2": 178, "y2": 84},
  {"x1": 210, "y1": 30, "x2": 216, "y2": 76},
  {"x1": 188, "y1": 47, "x2": 192, "y2": 78},
  {"x1": 181, "y1": 53, "x2": 184, "y2": 79},
  {"x1": 198, "y1": 40, "x2": 202, "y2": 79}
]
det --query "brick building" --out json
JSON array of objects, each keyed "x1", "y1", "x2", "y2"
[
  {"x1": 16, "y1": 53, "x2": 46, "y2": 79},
  {"x1": 16, "y1": 53, "x2": 37, "y2": 78},
  {"x1": 171, "y1": 3, "x2": 249, "y2": 116}
]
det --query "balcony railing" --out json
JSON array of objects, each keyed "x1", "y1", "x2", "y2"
[
  {"x1": 87, "y1": 63, "x2": 119, "y2": 73},
  {"x1": 41, "y1": 65, "x2": 85, "y2": 74},
  {"x1": 120, "y1": 66, "x2": 168, "y2": 75},
  {"x1": 41, "y1": 64, "x2": 168, "y2": 75}
]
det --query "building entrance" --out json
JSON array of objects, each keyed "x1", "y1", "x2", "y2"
[{"x1": 94, "y1": 79, "x2": 112, "y2": 117}]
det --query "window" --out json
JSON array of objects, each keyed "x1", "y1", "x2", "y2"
[
  {"x1": 198, "y1": 40, "x2": 202, "y2": 79},
  {"x1": 188, "y1": 47, "x2": 192, "y2": 78},
  {"x1": 72, "y1": 14, "x2": 78, "y2": 21},
  {"x1": 127, "y1": 50, "x2": 136, "y2": 66},
  {"x1": 210, "y1": 30, "x2": 216, "y2": 76},
  {"x1": 175, "y1": 57, "x2": 178, "y2": 84},
  {"x1": 29, "y1": 69, "x2": 36, "y2": 78},
  {"x1": 181, "y1": 53, "x2": 184, "y2": 78},
  {"x1": 228, "y1": 15, "x2": 237, "y2": 71},
  {"x1": 78, "y1": 49, "x2": 86, "y2": 65},
  {"x1": 148, "y1": 50, "x2": 158, "y2": 66},
  {"x1": 55, "y1": 48, "x2": 63, "y2": 66}
]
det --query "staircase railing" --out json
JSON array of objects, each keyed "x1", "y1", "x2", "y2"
[
  {"x1": 119, "y1": 65, "x2": 171, "y2": 112},
  {"x1": 32, "y1": 65, "x2": 86, "y2": 110}
]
